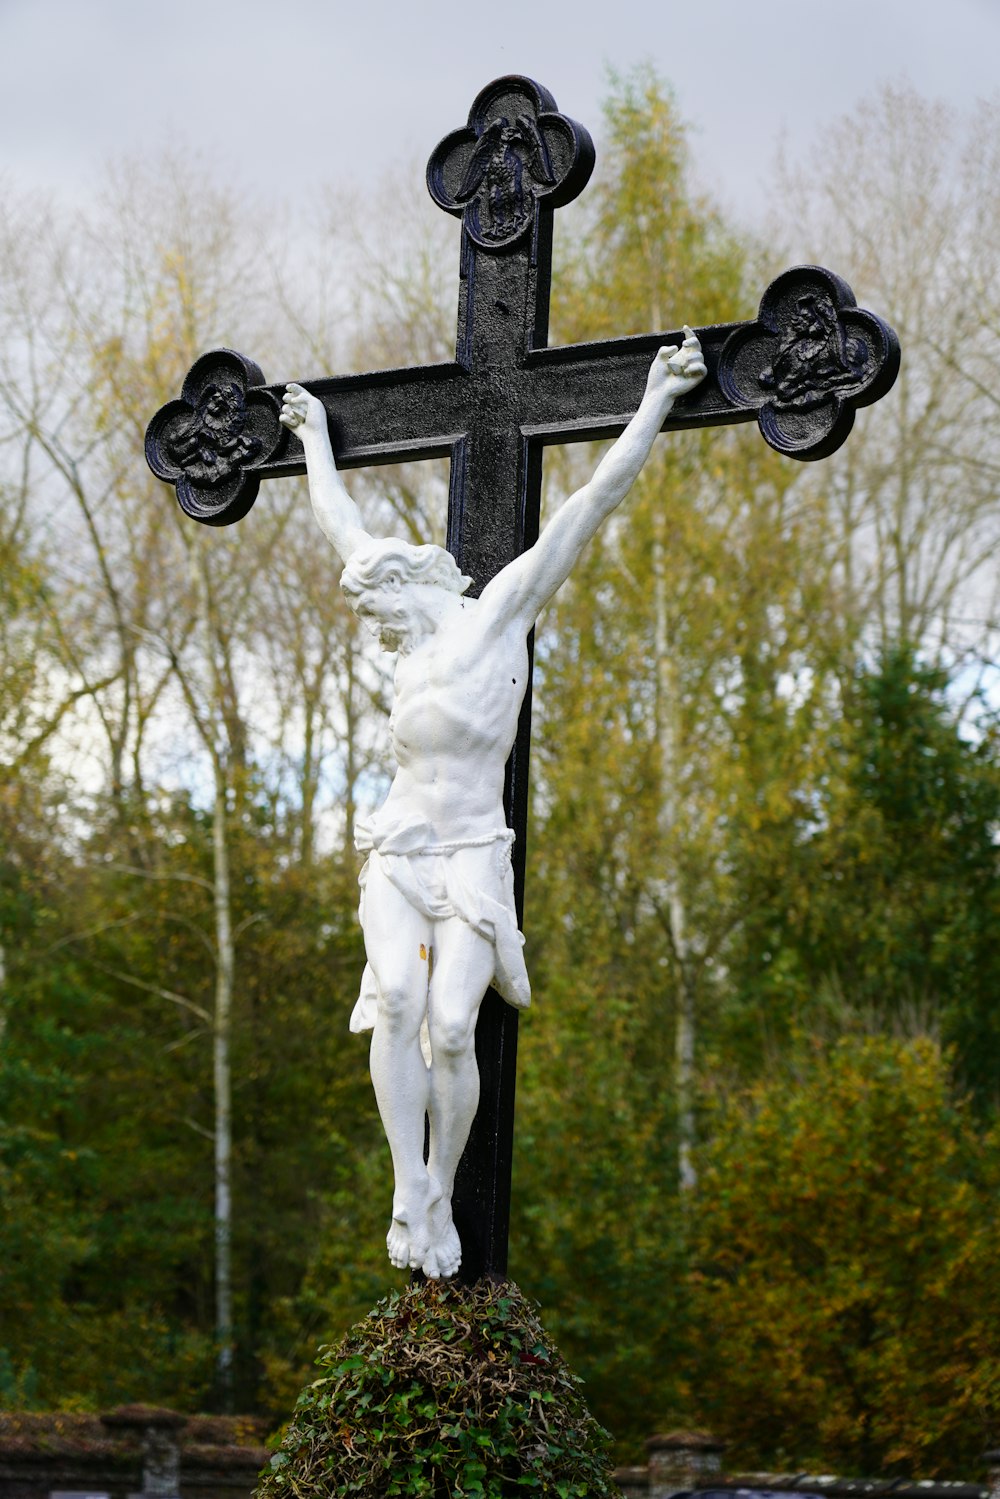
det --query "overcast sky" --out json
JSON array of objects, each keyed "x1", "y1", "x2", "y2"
[{"x1": 1, "y1": 0, "x2": 998, "y2": 230}]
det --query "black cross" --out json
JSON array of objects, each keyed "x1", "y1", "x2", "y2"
[{"x1": 146, "y1": 75, "x2": 899, "y2": 1284}]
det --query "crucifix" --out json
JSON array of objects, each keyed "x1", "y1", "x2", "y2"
[{"x1": 146, "y1": 75, "x2": 899, "y2": 1284}]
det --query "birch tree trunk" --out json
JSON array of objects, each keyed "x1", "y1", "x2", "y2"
[
  {"x1": 182, "y1": 541, "x2": 238, "y2": 1410},
  {"x1": 211, "y1": 765, "x2": 235, "y2": 1407},
  {"x1": 653, "y1": 528, "x2": 698, "y2": 1193}
]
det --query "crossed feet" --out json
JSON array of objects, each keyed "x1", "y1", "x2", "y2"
[{"x1": 387, "y1": 1174, "x2": 462, "y2": 1279}]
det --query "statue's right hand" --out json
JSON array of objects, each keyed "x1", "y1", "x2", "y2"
[
  {"x1": 645, "y1": 327, "x2": 706, "y2": 402},
  {"x1": 280, "y1": 382, "x2": 325, "y2": 437}
]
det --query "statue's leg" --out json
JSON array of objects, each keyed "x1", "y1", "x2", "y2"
[
  {"x1": 423, "y1": 908, "x2": 495, "y2": 1277},
  {"x1": 362, "y1": 857, "x2": 436, "y2": 1271}
]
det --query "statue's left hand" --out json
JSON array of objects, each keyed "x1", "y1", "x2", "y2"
[{"x1": 646, "y1": 327, "x2": 707, "y2": 401}]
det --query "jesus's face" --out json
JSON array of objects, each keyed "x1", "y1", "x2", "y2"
[{"x1": 352, "y1": 570, "x2": 419, "y2": 653}]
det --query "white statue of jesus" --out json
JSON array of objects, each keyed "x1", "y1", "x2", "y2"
[{"x1": 280, "y1": 330, "x2": 706, "y2": 1278}]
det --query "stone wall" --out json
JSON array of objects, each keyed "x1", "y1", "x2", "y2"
[
  {"x1": 613, "y1": 1430, "x2": 1000, "y2": 1499},
  {"x1": 0, "y1": 1406, "x2": 268, "y2": 1499},
  {"x1": 2, "y1": 1411, "x2": 998, "y2": 1499}
]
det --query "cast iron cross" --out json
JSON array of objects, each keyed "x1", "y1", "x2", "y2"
[{"x1": 146, "y1": 75, "x2": 899, "y2": 1283}]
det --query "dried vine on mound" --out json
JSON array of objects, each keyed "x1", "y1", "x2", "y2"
[{"x1": 256, "y1": 1279, "x2": 621, "y2": 1498}]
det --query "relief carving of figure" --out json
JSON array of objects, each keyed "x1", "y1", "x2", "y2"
[
  {"x1": 455, "y1": 114, "x2": 556, "y2": 240},
  {"x1": 280, "y1": 331, "x2": 706, "y2": 1278},
  {"x1": 760, "y1": 291, "x2": 865, "y2": 411},
  {"x1": 165, "y1": 381, "x2": 261, "y2": 488}
]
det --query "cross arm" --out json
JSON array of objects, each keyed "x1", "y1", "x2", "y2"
[
  {"x1": 281, "y1": 361, "x2": 471, "y2": 473},
  {"x1": 521, "y1": 321, "x2": 744, "y2": 444},
  {"x1": 520, "y1": 265, "x2": 900, "y2": 462},
  {"x1": 145, "y1": 350, "x2": 473, "y2": 526}
]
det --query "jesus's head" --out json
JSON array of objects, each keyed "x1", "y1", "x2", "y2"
[{"x1": 341, "y1": 539, "x2": 473, "y2": 653}]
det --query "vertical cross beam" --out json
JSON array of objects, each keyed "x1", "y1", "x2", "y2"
[
  {"x1": 426, "y1": 80, "x2": 595, "y2": 1279},
  {"x1": 146, "y1": 75, "x2": 899, "y2": 1284}
]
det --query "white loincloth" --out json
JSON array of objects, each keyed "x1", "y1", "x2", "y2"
[{"x1": 350, "y1": 810, "x2": 531, "y2": 1046}]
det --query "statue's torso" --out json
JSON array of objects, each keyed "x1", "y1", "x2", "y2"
[{"x1": 380, "y1": 602, "x2": 529, "y2": 841}]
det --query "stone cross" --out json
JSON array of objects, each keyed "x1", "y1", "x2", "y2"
[{"x1": 146, "y1": 75, "x2": 899, "y2": 1282}]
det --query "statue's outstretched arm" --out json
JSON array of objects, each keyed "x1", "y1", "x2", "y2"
[
  {"x1": 479, "y1": 331, "x2": 706, "y2": 629},
  {"x1": 281, "y1": 384, "x2": 371, "y2": 563}
]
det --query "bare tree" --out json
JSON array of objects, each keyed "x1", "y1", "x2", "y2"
[{"x1": 774, "y1": 85, "x2": 1000, "y2": 682}]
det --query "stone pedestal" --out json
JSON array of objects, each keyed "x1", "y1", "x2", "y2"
[
  {"x1": 646, "y1": 1429, "x2": 726, "y2": 1498},
  {"x1": 100, "y1": 1406, "x2": 187, "y2": 1499}
]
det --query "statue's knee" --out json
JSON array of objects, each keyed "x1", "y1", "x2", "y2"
[
  {"x1": 431, "y1": 1013, "x2": 474, "y2": 1060},
  {"x1": 377, "y1": 982, "x2": 420, "y2": 1034}
]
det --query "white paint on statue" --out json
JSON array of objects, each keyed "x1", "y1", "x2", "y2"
[{"x1": 280, "y1": 332, "x2": 706, "y2": 1279}]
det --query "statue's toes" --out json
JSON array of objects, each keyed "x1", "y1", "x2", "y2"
[{"x1": 386, "y1": 1224, "x2": 411, "y2": 1270}]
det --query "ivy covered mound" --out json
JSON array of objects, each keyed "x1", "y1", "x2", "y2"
[{"x1": 255, "y1": 1279, "x2": 621, "y2": 1499}]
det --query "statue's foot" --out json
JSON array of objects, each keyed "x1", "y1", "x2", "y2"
[
  {"x1": 387, "y1": 1175, "x2": 441, "y2": 1273},
  {"x1": 420, "y1": 1195, "x2": 461, "y2": 1279},
  {"x1": 386, "y1": 1216, "x2": 412, "y2": 1270}
]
